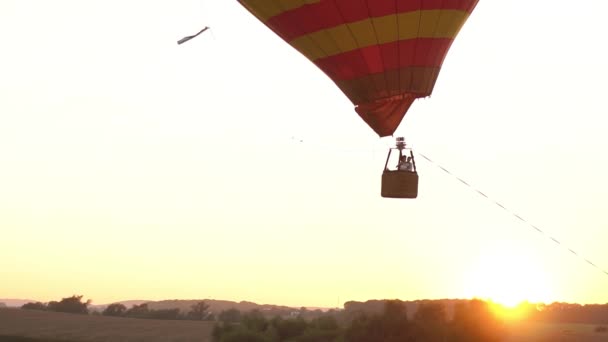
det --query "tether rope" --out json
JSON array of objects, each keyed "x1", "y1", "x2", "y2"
[{"x1": 417, "y1": 152, "x2": 608, "y2": 277}]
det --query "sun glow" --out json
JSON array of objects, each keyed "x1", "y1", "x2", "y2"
[
  {"x1": 487, "y1": 301, "x2": 539, "y2": 321},
  {"x1": 464, "y1": 245, "x2": 554, "y2": 315}
]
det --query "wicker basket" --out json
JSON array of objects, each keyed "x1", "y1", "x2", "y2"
[{"x1": 381, "y1": 170, "x2": 419, "y2": 198}]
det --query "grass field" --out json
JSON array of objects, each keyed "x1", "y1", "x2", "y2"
[
  {"x1": 505, "y1": 321, "x2": 608, "y2": 342},
  {"x1": 0, "y1": 308, "x2": 212, "y2": 342},
  {"x1": 0, "y1": 336, "x2": 74, "y2": 342},
  {"x1": 3, "y1": 307, "x2": 608, "y2": 342}
]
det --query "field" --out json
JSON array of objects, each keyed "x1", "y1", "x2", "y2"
[
  {"x1": 0, "y1": 308, "x2": 212, "y2": 342},
  {"x1": 3, "y1": 308, "x2": 608, "y2": 342},
  {"x1": 505, "y1": 321, "x2": 608, "y2": 342}
]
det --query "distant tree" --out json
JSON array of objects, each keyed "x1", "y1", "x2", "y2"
[
  {"x1": 47, "y1": 295, "x2": 90, "y2": 314},
  {"x1": 296, "y1": 328, "x2": 341, "y2": 342},
  {"x1": 263, "y1": 324, "x2": 280, "y2": 341},
  {"x1": 0, "y1": 302, "x2": 7, "y2": 308},
  {"x1": 125, "y1": 303, "x2": 150, "y2": 318},
  {"x1": 449, "y1": 299, "x2": 505, "y2": 342},
  {"x1": 311, "y1": 315, "x2": 339, "y2": 331},
  {"x1": 273, "y1": 317, "x2": 307, "y2": 341},
  {"x1": 147, "y1": 308, "x2": 182, "y2": 320},
  {"x1": 188, "y1": 301, "x2": 210, "y2": 320},
  {"x1": 212, "y1": 309, "x2": 342, "y2": 342},
  {"x1": 415, "y1": 301, "x2": 447, "y2": 323},
  {"x1": 344, "y1": 314, "x2": 385, "y2": 342},
  {"x1": 218, "y1": 328, "x2": 270, "y2": 342},
  {"x1": 414, "y1": 302, "x2": 448, "y2": 342},
  {"x1": 212, "y1": 322, "x2": 235, "y2": 341},
  {"x1": 383, "y1": 300, "x2": 408, "y2": 321},
  {"x1": 345, "y1": 300, "x2": 412, "y2": 342},
  {"x1": 297, "y1": 315, "x2": 341, "y2": 342},
  {"x1": 381, "y1": 300, "x2": 412, "y2": 342},
  {"x1": 241, "y1": 310, "x2": 268, "y2": 333},
  {"x1": 102, "y1": 303, "x2": 127, "y2": 317},
  {"x1": 219, "y1": 308, "x2": 241, "y2": 323},
  {"x1": 21, "y1": 302, "x2": 47, "y2": 311}
]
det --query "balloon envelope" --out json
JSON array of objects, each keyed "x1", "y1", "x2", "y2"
[{"x1": 238, "y1": 0, "x2": 479, "y2": 137}]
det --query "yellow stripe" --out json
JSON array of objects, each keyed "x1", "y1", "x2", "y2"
[
  {"x1": 290, "y1": 10, "x2": 469, "y2": 61},
  {"x1": 239, "y1": 0, "x2": 321, "y2": 22}
]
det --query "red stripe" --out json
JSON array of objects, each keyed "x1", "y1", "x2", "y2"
[
  {"x1": 267, "y1": 0, "x2": 478, "y2": 41},
  {"x1": 314, "y1": 38, "x2": 453, "y2": 81},
  {"x1": 355, "y1": 95, "x2": 416, "y2": 137}
]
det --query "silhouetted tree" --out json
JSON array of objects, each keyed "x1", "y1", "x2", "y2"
[
  {"x1": 188, "y1": 301, "x2": 210, "y2": 320},
  {"x1": 344, "y1": 314, "x2": 385, "y2": 342},
  {"x1": 345, "y1": 300, "x2": 412, "y2": 342},
  {"x1": 414, "y1": 301, "x2": 448, "y2": 342},
  {"x1": 47, "y1": 295, "x2": 90, "y2": 314},
  {"x1": 533, "y1": 302, "x2": 608, "y2": 324},
  {"x1": 242, "y1": 310, "x2": 269, "y2": 333},
  {"x1": 297, "y1": 315, "x2": 341, "y2": 342},
  {"x1": 296, "y1": 330, "x2": 340, "y2": 342},
  {"x1": 148, "y1": 308, "x2": 182, "y2": 320},
  {"x1": 125, "y1": 303, "x2": 150, "y2": 318},
  {"x1": 263, "y1": 324, "x2": 279, "y2": 341},
  {"x1": 415, "y1": 301, "x2": 446, "y2": 323},
  {"x1": 383, "y1": 300, "x2": 413, "y2": 342},
  {"x1": 21, "y1": 302, "x2": 47, "y2": 311},
  {"x1": 218, "y1": 328, "x2": 270, "y2": 342},
  {"x1": 449, "y1": 299, "x2": 505, "y2": 342},
  {"x1": 102, "y1": 303, "x2": 127, "y2": 317},
  {"x1": 274, "y1": 317, "x2": 307, "y2": 341},
  {"x1": 219, "y1": 308, "x2": 241, "y2": 323},
  {"x1": 311, "y1": 315, "x2": 339, "y2": 331}
]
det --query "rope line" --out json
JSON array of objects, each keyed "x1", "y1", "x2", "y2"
[{"x1": 417, "y1": 152, "x2": 608, "y2": 278}]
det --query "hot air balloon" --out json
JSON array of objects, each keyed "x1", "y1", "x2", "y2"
[{"x1": 238, "y1": 0, "x2": 479, "y2": 198}]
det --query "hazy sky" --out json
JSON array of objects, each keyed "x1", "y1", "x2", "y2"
[{"x1": 1, "y1": 0, "x2": 608, "y2": 308}]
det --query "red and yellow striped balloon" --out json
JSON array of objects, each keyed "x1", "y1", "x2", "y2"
[{"x1": 238, "y1": 0, "x2": 479, "y2": 137}]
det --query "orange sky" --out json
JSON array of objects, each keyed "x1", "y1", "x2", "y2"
[{"x1": 1, "y1": 0, "x2": 608, "y2": 308}]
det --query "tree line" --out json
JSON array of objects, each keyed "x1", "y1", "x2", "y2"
[
  {"x1": 20, "y1": 296, "x2": 508, "y2": 341},
  {"x1": 18, "y1": 295, "x2": 608, "y2": 341},
  {"x1": 21, "y1": 295, "x2": 90, "y2": 315},
  {"x1": 21, "y1": 295, "x2": 214, "y2": 321},
  {"x1": 515, "y1": 301, "x2": 608, "y2": 324},
  {"x1": 212, "y1": 299, "x2": 506, "y2": 342}
]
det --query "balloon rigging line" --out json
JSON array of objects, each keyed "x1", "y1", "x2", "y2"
[
  {"x1": 417, "y1": 152, "x2": 608, "y2": 278},
  {"x1": 177, "y1": 26, "x2": 210, "y2": 45}
]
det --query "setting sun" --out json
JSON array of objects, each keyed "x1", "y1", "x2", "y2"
[{"x1": 464, "y1": 244, "x2": 555, "y2": 309}]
